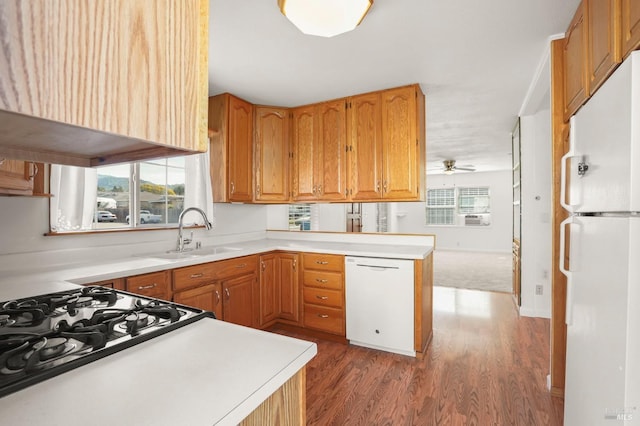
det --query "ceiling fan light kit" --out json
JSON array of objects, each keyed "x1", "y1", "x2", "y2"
[
  {"x1": 278, "y1": 0, "x2": 373, "y2": 38},
  {"x1": 442, "y1": 160, "x2": 476, "y2": 174}
]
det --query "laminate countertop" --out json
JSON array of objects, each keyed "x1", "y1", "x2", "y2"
[{"x1": 0, "y1": 289, "x2": 316, "y2": 426}]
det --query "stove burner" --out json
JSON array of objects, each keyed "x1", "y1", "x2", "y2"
[
  {"x1": 0, "y1": 286, "x2": 211, "y2": 398},
  {"x1": 39, "y1": 337, "x2": 71, "y2": 361},
  {"x1": 124, "y1": 312, "x2": 150, "y2": 335},
  {"x1": 0, "y1": 315, "x2": 14, "y2": 327}
]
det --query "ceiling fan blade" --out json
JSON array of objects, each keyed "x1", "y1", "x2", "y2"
[{"x1": 455, "y1": 166, "x2": 476, "y2": 172}]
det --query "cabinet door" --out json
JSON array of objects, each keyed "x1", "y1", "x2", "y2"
[
  {"x1": 278, "y1": 253, "x2": 300, "y2": 323},
  {"x1": 349, "y1": 93, "x2": 383, "y2": 200},
  {"x1": 0, "y1": 0, "x2": 208, "y2": 164},
  {"x1": 222, "y1": 274, "x2": 255, "y2": 328},
  {"x1": 564, "y1": 1, "x2": 589, "y2": 121},
  {"x1": 587, "y1": 0, "x2": 621, "y2": 94},
  {"x1": 255, "y1": 107, "x2": 290, "y2": 202},
  {"x1": 174, "y1": 283, "x2": 222, "y2": 319},
  {"x1": 381, "y1": 86, "x2": 419, "y2": 199},
  {"x1": 622, "y1": 0, "x2": 640, "y2": 57},
  {"x1": 227, "y1": 95, "x2": 253, "y2": 202},
  {"x1": 291, "y1": 106, "x2": 317, "y2": 201},
  {"x1": 0, "y1": 160, "x2": 34, "y2": 195},
  {"x1": 259, "y1": 254, "x2": 279, "y2": 326},
  {"x1": 316, "y1": 100, "x2": 347, "y2": 201}
]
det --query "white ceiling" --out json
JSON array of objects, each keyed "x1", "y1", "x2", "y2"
[{"x1": 208, "y1": 0, "x2": 580, "y2": 174}]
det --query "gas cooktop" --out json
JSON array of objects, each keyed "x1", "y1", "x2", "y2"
[{"x1": 0, "y1": 286, "x2": 214, "y2": 397}]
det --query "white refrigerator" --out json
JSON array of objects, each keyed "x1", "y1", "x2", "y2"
[{"x1": 560, "y1": 51, "x2": 640, "y2": 425}]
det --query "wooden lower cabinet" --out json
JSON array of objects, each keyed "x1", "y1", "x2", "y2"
[
  {"x1": 82, "y1": 278, "x2": 126, "y2": 290},
  {"x1": 301, "y1": 253, "x2": 345, "y2": 336},
  {"x1": 173, "y1": 283, "x2": 222, "y2": 319},
  {"x1": 125, "y1": 270, "x2": 171, "y2": 301},
  {"x1": 240, "y1": 368, "x2": 306, "y2": 425},
  {"x1": 222, "y1": 274, "x2": 256, "y2": 328},
  {"x1": 259, "y1": 252, "x2": 300, "y2": 327}
]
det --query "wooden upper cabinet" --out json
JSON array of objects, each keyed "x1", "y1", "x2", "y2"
[
  {"x1": 586, "y1": 0, "x2": 622, "y2": 95},
  {"x1": 349, "y1": 93, "x2": 383, "y2": 200},
  {"x1": 0, "y1": 160, "x2": 35, "y2": 195},
  {"x1": 622, "y1": 0, "x2": 640, "y2": 57},
  {"x1": 563, "y1": 1, "x2": 589, "y2": 121},
  {"x1": 349, "y1": 85, "x2": 425, "y2": 201},
  {"x1": 209, "y1": 94, "x2": 254, "y2": 202},
  {"x1": 255, "y1": 107, "x2": 290, "y2": 203},
  {"x1": 292, "y1": 106, "x2": 319, "y2": 201},
  {"x1": 316, "y1": 100, "x2": 348, "y2": 201},
  {"x1": 292, "y1": 101, "x2": 347, "y2": 201},
  {"x1": 0, "y1": 0, "x2": 208, "y2": 167},
  {"x1": 380, "y1": 85, "x2": 425, "y2": 200}
]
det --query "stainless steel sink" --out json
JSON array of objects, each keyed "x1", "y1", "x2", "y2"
[{"x1": 143, "y1": 246, "x2": 243, "y2": 260}]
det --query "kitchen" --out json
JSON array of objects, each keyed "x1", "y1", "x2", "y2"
[{"x1": 1, "y1": 0, "x2": 639, "y2": 425}]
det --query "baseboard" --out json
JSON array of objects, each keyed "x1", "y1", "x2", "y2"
[{"x1": 519, "y1": 306, "x2": 551, "y2": 318}]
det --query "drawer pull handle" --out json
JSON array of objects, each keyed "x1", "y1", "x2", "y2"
[
  {"x1": 317, "y1": 314, "x2": 329, "y2": 319},
  {"x1": 225, "y1": 288, "x2": 231, "y2": 299},
  {"x1": 316, "y1": 261, "x2": 329, "y2": 265},
  {"x1": 316, "y1": 295, "x2": 329, "y2": 300},
  {"x1": 215, "y1": 290, "x2": 221, "y2": 305},
  {"x1": 190, "y1": 273, "x2": 204, "y2": 279},
  {"x1": 138, "y1": 283, "x2": 157, "y2": 290},
  {"x1": 235, "y1": 263, "x2": 247, "y2": 269},
  {"x1": 316, "y1": 278, "x2": 328, "y2": 284}
]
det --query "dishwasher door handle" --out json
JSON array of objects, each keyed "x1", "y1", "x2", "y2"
[{"x1": 355, "y1": 264, "x2": 399, "y2": 270}]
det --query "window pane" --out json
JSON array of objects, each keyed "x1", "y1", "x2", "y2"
[
  {"x1": 289, "y1": 204, "x2": 311, "y2": 231},
  {"x1": 427, "y1": 188, "x2": 455, "y2": 207},
  {"x1": 427, "y1": 207, "x2": 454, "y2": 225},
  {"x1": 96, "y1": 164, "x2": 131, "y2": 229},
  {"x1": 139, "y1": 160, "x2": 185, "y2": 226},
  {"x1": 458, "y1": 187, "x2": 490, "y2": 214}
]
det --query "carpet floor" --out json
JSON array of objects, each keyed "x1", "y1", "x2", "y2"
[{"x1": 433, "y1": 249, "x2": 513, "y2": 293}]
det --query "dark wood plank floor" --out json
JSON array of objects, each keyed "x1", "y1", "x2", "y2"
[{"x1": 271, "y1": 287, "x2": 564, "y2": 426}]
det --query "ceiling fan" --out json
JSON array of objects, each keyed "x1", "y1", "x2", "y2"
[{"x1": 441, "y1": 160, "x2": 476, "y2": 175}]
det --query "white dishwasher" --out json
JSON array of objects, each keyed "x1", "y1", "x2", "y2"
[{"x1": 345, "y1": 256, "x2": 415, "y2": 357}]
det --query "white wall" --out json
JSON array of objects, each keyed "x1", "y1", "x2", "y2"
[
  {"x1": 393, "y1": 171, "x2": 512, "y2": 252},
  {"x1": 0, "y1": 197, "x2": 268, "y2": 256},
  {"x1": 519, "y1": 104, "x2": 552, "y2": 319}
]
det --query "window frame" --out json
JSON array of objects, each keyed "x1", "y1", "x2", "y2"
[{"x1": 426, "y1": 186, "x2": 491, "y2": 227}]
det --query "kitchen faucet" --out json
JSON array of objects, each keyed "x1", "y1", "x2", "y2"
[{"x1": 176, "y1": 207, "x2": 213, "y2": 252}]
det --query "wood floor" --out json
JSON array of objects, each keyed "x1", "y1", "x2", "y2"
[{"x1": 272, "y1": 287, "x2": 564, "y2": 425}]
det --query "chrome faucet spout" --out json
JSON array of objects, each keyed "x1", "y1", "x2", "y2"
[{"x1": 177, "y1": 207, "x2": 212, "y2": 252}]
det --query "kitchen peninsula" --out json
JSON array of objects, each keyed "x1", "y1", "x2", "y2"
[{"x1": 0, "y1": 231, "x2": 434, "y2": 425}]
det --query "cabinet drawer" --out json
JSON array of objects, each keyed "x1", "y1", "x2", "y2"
[
  {"x1": 214, "y1": 255, "x2": 259, "y2": 280},
  {"x1": 303, "y1": 270, "x2": 343, "y2": 291},
  {"x1": 303, "y1": 287, "x2": 343, "y2": 309},
  {"x1": 304, "y1": 304, "x2": 344, "y2": 335},
  {"x1": 173, "y1": 263, "x2": 218, "y2": 291},
  {"x1": 303, "y1": 253, "x2": 344, "y2": 272},
  {"x1": 126, "y1": 271, "x2": 170, "y2": 300}
]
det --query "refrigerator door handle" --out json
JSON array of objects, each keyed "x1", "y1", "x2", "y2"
[
  {"x1": 559, "y1": 216, "x2": 576, "y2": 325},
  {"x1": 560, "y1": 117, "x2": 580, "y2": 213}
]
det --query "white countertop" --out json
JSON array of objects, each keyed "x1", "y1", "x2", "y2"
[
  {"x1": 0, "y1": 316, "x2": 316, "y2": 426},
  {"x1": 0, "y1": 234, "x2": 434, "y2": 287},
  {"x1": 0, "y1": 232, "x2": 432, "y2": 423}
]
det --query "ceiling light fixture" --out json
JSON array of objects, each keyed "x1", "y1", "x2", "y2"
[{"x1": 278, "y1": 0, "x2": 373, "y2": 38}]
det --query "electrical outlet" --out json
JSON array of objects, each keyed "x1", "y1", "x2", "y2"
[{"x1": 535, "y1": 285, "x2": 543, "y2": 295}]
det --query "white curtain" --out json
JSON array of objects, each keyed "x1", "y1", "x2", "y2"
[
  {"x1": 50, "y1": 165, "x2": 98, "y2": 232},
  {"x1": 183, "y1": 150, "x2": 215, "y2": 228}
]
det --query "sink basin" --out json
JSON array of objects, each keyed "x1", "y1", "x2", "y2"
[
  {"x1": 190, "y1": 246, "x2": 243, "y2": 256},
  {"x1": 143, "y1": 246, "x2": 243, "y2": 260}
]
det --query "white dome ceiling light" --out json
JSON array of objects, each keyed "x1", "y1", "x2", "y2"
[{"x1": 278, "y1": 0, "x2": 374, "y2": 38}]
